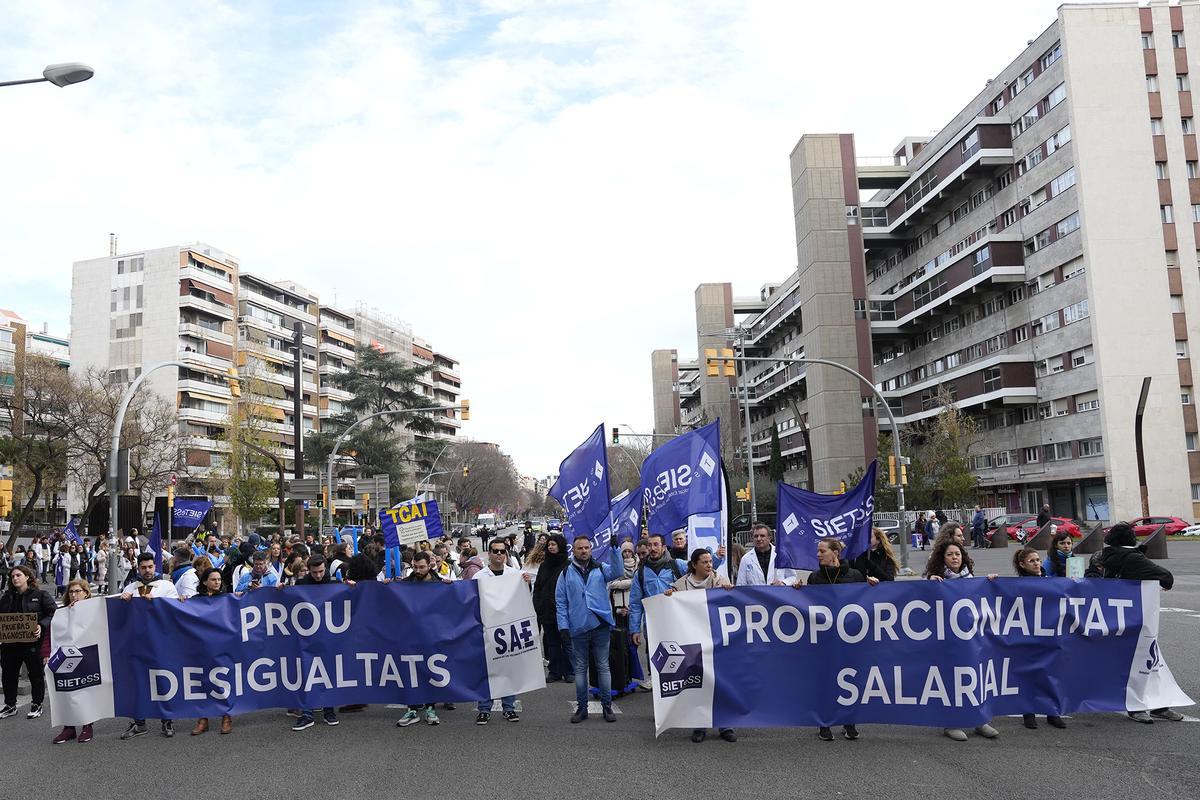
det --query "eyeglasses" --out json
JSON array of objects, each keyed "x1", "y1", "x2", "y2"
[{"x1": 490, "y1": 549, "x2": 507, "y2": 555}]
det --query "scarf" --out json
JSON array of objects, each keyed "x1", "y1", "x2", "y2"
[
  {"x1": 171, "y1": 565, "x2": 194, "y2": 583},
  {"x1": 644, "y1": 552, "x2": 675, "y2": 574},
  {"x1": 943, "y1": 565, "x2": 973, "y2": 579}
]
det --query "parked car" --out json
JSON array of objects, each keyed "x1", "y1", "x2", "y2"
[
  {"x1": 1178, "y1": 523, "x2": 1200, "y2": 536},
  {"x1": 873, "y1": 518, "x2": 902, "y2": 544},
  {"x1": 1007, "y1": 516, "x2": 1083, "y2": 540},
  {"x1": 529, "y1": 518, "x2": 545, "y2": 533},
  {"x1": 546, "y1": 519, "x2": 563, "y2": 532},
  {"x1": 1128, "y1": 516, "x2": 1194, "y2": 536}
]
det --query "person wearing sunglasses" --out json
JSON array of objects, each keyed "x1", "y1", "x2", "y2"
[{"x1": 472, "y1": 539, "x2": 532, "y2": 724}]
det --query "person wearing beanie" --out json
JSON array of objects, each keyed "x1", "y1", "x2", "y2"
[{"x1": 1094, "y1": 521, "x2": 1181, "y2": 724}]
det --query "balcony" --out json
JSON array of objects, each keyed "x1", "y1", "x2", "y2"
[
  {"x1": 856, "y1": 155, "x2": 909, "y2": 190},
  {"x1": 751, "y1": 363, "x2": 807, "y2": 406},
  {"x1": 180, "y1": 349, "x2": 232, "y2": 372},
  {"x1": 179, "y1": 322, "x2": 232, "y2": 345},
  {"x1": 238, "y1": 287, "x2": 316, "y2": 325},
  {"x1": 745, "y1": 287, "x2": 803, "y2": 346},
  {"x1": 180, "y1": 265, "x2": 233, "y2": 289},
  {"x1": 178, "y1": 406, "x2": 229, "y2": 425},
  {"x1": 182, "y1": 435, "x2": 229, "y2": 452},
  {"x1": 879, "y1": 357, "x2": 1037, "y2": 425},
  {"x1": 178, "y1": 378, "x2": 230, "y2": 399},
  {"x1": 180, "y1": 294, "x2": 234, "y2": 320}
]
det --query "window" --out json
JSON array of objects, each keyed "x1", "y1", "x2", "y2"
[
  {"x1": 1008, "y1": 285, "x2": 1026, "y2": 304},
  {"x1": 1174, "y1": 31, "x2": 1186, "y2": 49},
  {"x1": 1045, "y1": 442, "x2": 1072, "y2": 461},
  {"x1": 1162, "y1": 204, "x2": 1175, "y2": 223},
  {"x1": 1020, "y1": 68, "x2": 1036, "y2": 91},
  {"x1": 1046, "y1": 125, "x2": 1072, "y2": 154},
  {"x1": 1037, "y1": 356, "x2": 1064, "y2": 377},
  {"x1": 1013, "y1": 325, "x2": 1030, "y2": 343},
  {"x1": 1024, "y1": 447, "x2": 1041, "y2": 463},
  {"x1": 1148, "y1": 75, "x2": 1161, "y2": 92},
  {"x1": 1178, "y1": 339, "x2": 1190, "y2": 358},
  {"x1": 1153, "y1": 118, "x2": 1166, "y2": 134},
  {"x1": 1182, "y1": 389, "x2": 1193, "y2": 404},
  {"x1": 984, "y1": 366, "x2": 1002, "y2": 392},
  {"x1": 1143, "y1": 33, "x2": 1154, "y2": 49},
  {"x1": 1180, "y1": 75, "x2": 1192, "y2": 92},
  {"x1": 1047, "y1": 83, "x2": 1066, "y2": 109},
  {"x1": 1157, "y1": 161, "x2": 1169, "y2": 179},
  {"x1": 1185, "y1": 117, "x2": 1196, "y2": 134},
  {"x1": 1056, "y1": 212, "x2": 1080, "y2": 237},
  {"x1": 974, "y1": 245, "x2": 991, "y2": 265},
  {"x1": 995, "y1": 450, "x2": 1013, "y2": 467},
  {"x1": 1079, "y1": 438, "x2": 1104, "y2": 457},
  {"x1": 1050, "y1": 167, "x2": 1076, "y2": 196},
  {"x1": 1190, "y1": 161, "x2": 1199, "y2": 178},
  {"x1": 1033, "y1": 312, "x2": 1062, "y2": 335},
  {"x1": 997, "y1": 171, "x2": 1013, "y2": 189},
  {"x1": 1002, "y1": 208, "x2": 1018, "y2": 227},
  {"x1": 1041, "y1": 42, "x2": 1062, "y2": 69},
  {"x1": 1188, "y1": 433, "x2": 1199, "y2": 451},
  {"x1": 1063, "y1": 258, "x2": 1086, "y2": 280},
  {"x1": 1193, "y1": 484, "x2": 1200, "y2": 502},
  {"x1": 1021, "y1": 406, "x2": 1037, "y2": 424},
  {"x1": 1064, "y1": 299, "x2": 1090, "y2": 324},
  {"x1": 1039, "y1": 402, "x2": 1053, "y2": 420},
  {"x1": 961, "y1": 130, "x2": 980, "y2": 154},
  {"x1": 1035, "y1": 269, "x2": 1057, "y2": 293},
  {"x1": 1075, "y1": 391, "x2": 1100, "y2": 412}
]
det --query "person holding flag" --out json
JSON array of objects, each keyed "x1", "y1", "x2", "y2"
[
  {"x1": 555, "y1": 535, "x2": 620, "y2": 723},
  {"x1": 549, "y1": 424, "x2": 612, "y2": 560},
  {"x1": 772, "y1": 461, "x2": 880, "y2": 578}
]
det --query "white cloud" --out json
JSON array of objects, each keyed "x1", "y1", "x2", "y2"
[{"x1": 0, "y1": 0, "x2": 1064, "y2": 477}]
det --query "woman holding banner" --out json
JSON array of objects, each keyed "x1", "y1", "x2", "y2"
[
  {"x1": 853, "y1": 527, "x2": 899, "y2": 583},
  {"x1": 51, "y1": 580, "x2": 97, "y2": 743},
  {"x1": 1011, "y1": 549, "x2": 1067, "y2": 730},
  {"x1": 925, "y1": 540, "x2": 999, "y2": 741},
  {"x1": 190, "y1": 568, "x2": 234, "y2": 735},
  {"x1": 1043, "y1": 530, "x2": 1075, "y2": 577},
  {"x1": 665, "y1": 549, "x2": 736, "y2": 743}
]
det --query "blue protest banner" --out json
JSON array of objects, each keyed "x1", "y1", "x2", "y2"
[
  {"x1": 147, "y1": 513, "x2": 163, "y2": 571},
  {"x1": 639, "y1": 420, "x2": 722, "y2": 535},
  {"x1": 645, "y1": 578, "x2": 1193, "y2": 734},
  {"x1": 548, "y1": 424, "x2": 611, "y2": 542},
  {"x1": 378, "y1": 500, "x2": 443, "y2": 548},
  {"x1": 775, "y1": 460, "x2": 877, "y2": 571},
  {"x1": 63, "y1": 517, "x2": 83, "y2": 546},
  {"x1": 172, "y1": 499, "x2": 213, "y2": 530},
  {"x1": 47, "y1": 576, "x2": 545, "y2": 724}
]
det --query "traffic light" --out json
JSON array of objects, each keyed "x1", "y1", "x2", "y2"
[
  {"x1": 722, "y1": 348, "x2": 736, "y2": 377},
  {"x1": 226, "y1": 367, "x2": 242, "y2": 398},
  {"x1": 321, "y1": 485, "x2": 329, "y2": 509},
  {"x1": 612, "y1": 427, "x2": 620, "y2": 446},
  {"x1": 362, "y1": 492, "x2": 370, "y2": 511},
  {"x1": 0, "y1": 478, "x2": 12, "y2": 517},
  {"x1": 704, "y1": 348, "x2": 737, "y2": 378},
  {"x1": 462, "y1": 464, "x2": 470, "y2": 478},
  {"x1": 900, "y1": 463, "x2": 908, "y2": 486},
  {"x1": 167, "y1": 484, "x2": 175, "y2": 507},
  {"x1": 460, "y1": 399, "x2": 470, "y2": 421},
  {"x1": 888, "y1": 454, "x2": 897, "y2": 486}
]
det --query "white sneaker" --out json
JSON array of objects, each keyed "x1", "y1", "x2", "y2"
[
  {"x1": 975, "y1": 723, "x2": 999, "y2": 738},
  {"x1": 26, "y1": 704, "x2": 42, "y2": 719},
  {"x1": 0, "y1": 705, "x2": 16, "y2": 720}
]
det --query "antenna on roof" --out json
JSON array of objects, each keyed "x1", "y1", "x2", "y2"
[{"x1": 109, "y1": 232, "x2": 117, "y2": 256}]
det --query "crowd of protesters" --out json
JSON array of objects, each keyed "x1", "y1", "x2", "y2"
[{"x1": 0, "y1": 516, "x2": 1187, "y2": 745}]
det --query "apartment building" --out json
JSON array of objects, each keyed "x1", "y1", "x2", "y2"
[
  {"x1": 71, "y1": 243, "x2": 466, "y2": 529},
  {"x1": 652, "y1": 1, "x2": 1200, "y2": 523}
]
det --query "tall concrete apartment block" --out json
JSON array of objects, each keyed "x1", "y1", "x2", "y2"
[
  {"x1": 650, "y1": 349, "x2": 681, "y2": 435},
  {"x1": 653, "y1": 2, "x2": 1200, "y2": 522},
  {"x1": 70, "y1": 243, "x2": 464, "y2": 528}
]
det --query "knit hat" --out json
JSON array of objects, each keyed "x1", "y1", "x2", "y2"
[
  {"x1": 248, "y1": 533, "x2": 262, "y2": 548},
  {"x1": 1104, "y1": 522, "x2": 1137, "y2": 548}
]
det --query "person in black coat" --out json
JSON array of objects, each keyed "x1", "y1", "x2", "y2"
[
  {"x1": 852, "y1": 527, "x2": 899, "y2": 583},
  {"x1": 0, "y1": 565, "x2": 56, "y2": 720},
  {"x1": 533, "y1": 534, "x2": 572, "y2": 682},
  {"x1": 1095, "y1": 522, "x2": 1182, "y2": 723},
  {"x1": 1036, "y1": 504, "x2": 1052, "y2": 529}
]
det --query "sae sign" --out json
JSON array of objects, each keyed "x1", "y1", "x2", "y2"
[{"x1": 379, "y1": 500, "x2": 444, "y2": 548}]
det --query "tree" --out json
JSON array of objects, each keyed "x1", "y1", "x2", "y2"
[
  {"x1": 205, "y1": 378, "x2": 277, "y2": 534},
  {"x1": 767, "y1": 424, "x2": 785, "y2": 483},
  {"x1": 65, "y1": 368, "x2": 178, "y2": 530},
  {"x1": 439, "y1": 440, "x2": 520, "y2": 521},
  {"x1": 608, "y1": 441, "x2": 651, "y2": 499},
  {"x1": 0, "y1": 354, "x2": 73, "y2": 551},
  {"x1": 304, "y1": 345, "x2": 436, "y2": 487},
  {"x1": 900, "y1": 386, "x2": 981, "y2": 510}
]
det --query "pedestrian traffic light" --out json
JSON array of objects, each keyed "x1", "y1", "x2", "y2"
[
  {"x1": 612, "y1": 427, "x2": 620, "y2": 445},
  {"x1": 462, "y1": 464, "x2": 470, "y2": 478},
  {"x1": 460, "y1": 399, "x2": 470, "y2": 421},
  {"x1": 0, "y1": 478, "x2": 12, "y2": 517},
  {"x1": 226, "y1": 367, "x2": 242, "y2": 398}
]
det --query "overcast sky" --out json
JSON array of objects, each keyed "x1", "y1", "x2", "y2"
[{"x1": 1, "y1": 0, "x2": 1066, "y2": 479}]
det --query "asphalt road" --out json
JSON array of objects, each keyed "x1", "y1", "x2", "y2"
[{"x1": 1, "y1": 537, "x2": 1198, "y2": 800}]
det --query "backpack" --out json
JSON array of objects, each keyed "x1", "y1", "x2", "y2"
[
  {"x1": 637, "y1": 559, "x2": 683, "y2": 595},
  {"x1": 1084, "y1": 550, "x2": 1111, "y2": 579}
]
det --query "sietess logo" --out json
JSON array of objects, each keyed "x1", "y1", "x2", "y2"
[
  {"x1": 175, "y1": 508, "x2": 205, "y2": 521},
  {"x1": 1145, "y1": 639, "x2": 1164, "y2": 673},
  {"x1": 782, "y1": 513, "x2": 800, "y2": 536},
  {"x1": 48, "y1": 645, "x2": 102, "y2": 692},
  {"x1": 652, "y1": 641, "x2": 703, "y2": 698}
]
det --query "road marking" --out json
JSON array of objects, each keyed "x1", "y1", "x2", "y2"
[{"x1": 1160, "y1": 607, "x2": 1198, "y2": 613}]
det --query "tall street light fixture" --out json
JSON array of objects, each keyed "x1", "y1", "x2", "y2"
[{"x1": 0, "y1": 63, "x2": 95, "y2": 88}]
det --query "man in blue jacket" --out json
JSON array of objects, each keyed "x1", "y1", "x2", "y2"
[
  {"x1": 971, "y1": 506, "x2": 986, "y2": 549},
  {"x1": 555, "y1": 535, "x2": 619, "y2": 724},
  {"x1": 628, "y1": 533, "x2": 688, "y2": 650}
]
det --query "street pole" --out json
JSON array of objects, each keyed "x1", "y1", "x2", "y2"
[
  {"x1": 108, "y1": 361, "x2": 187, "y2": 545},
  {"x1": 326, "y1": 404, "x2": 468, "y2": 533},
  {"x1": 720, "y1": 354, "x2": 911, "y2": 573},
  {"x1": 292, "y1": 322, "x2": 305, "y2": 540},
  {"x1": 736, "y1": 339, "x2": 758, "y2": 521}
]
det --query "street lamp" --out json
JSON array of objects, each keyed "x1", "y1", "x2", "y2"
[
  {"x1": 705, "y1": 352, "x2": 912, "y2": 573},
  {"x1": 0, "y1": 63, "x2": 94, "y2": 88}
]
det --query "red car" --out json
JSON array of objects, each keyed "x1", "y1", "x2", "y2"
[
  {"x1": 1005, "y1": 516, "x2": 1083, "y2": 540},
  {"x1": 1129, "y1": 516, "x2": 1193, "y2": 536}
]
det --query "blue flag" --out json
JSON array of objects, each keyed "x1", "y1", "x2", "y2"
[
  {"x1": 172, "y1": 499, "x2": 213, "y2": 529},
  {"x1": 63, "y1": 517, "x2": 83, "y2": 546},
  {"x1": 548, "y1": 424, "x2": 611, "y2": 543},
  {"x1": 775, "y1": 460, "x2": 877, "y2": 570},
  {"x1": 147, "y1": 513, "x2": 163, "y2": 572},
  {"x1": 591, "y1": 490, "x2": 642, "y2": 566},
  {"x1": 639, "y1": 420, "x2": 722, "y2": 535}
]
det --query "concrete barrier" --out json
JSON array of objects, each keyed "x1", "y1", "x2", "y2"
[
  {"x1": 1141, "y1": 524, "x2": 1170, "y2": 559},
  {"x1": 989, "y1": 526, "x2": 1009, "y2": 548},
  {"x1": 1026, "y1": 521, "x2": 1057, "y2": 550},
  {"x1": 1073, "y1": 522, "x2": 1107, "y2": 555}
]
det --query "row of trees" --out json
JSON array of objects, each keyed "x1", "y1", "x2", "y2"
[{"x1": 0, "y1": 355, "x2": 178, "y2": 551}]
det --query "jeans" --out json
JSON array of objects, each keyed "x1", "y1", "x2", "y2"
[
  {"x1": 571, "y1": 624, "x2": 611, "y2": 708},
  {"x1": 1, "y1": 644, "x2": 44, "y2": 706},
  {"x1": 544, "y1": 623, "x2": 573, "y2": 679},
  {"x1": 477, "y1": 695, "x2": 515, "y2": 714}
]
